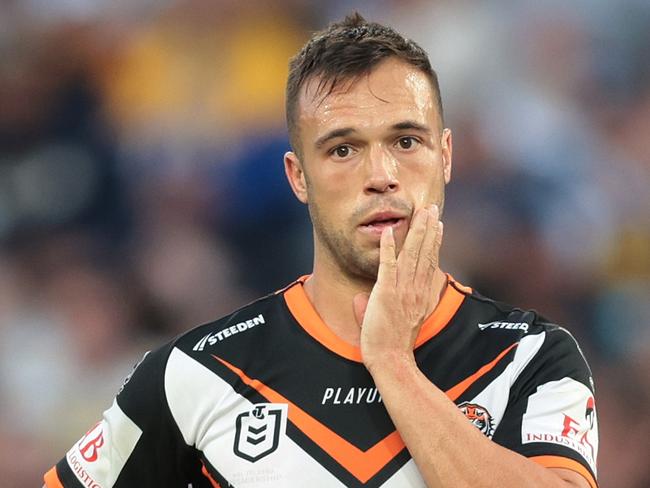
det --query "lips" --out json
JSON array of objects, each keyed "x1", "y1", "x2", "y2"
[{"x1": 359, "y1": 211, "x2": 408, "y2": 235}]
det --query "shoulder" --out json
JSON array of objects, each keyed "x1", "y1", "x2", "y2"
[
  {"x1": 452, "y1": 281, "x2": 593, "y2": 388},
  {"x1": 454, "y1": 282, "x2": 545, "y2": 336},
  {"x1": 122, "y1": 284, "x2": 295, "y2": 400},
  {"x1": 170, "y1": 284, "x2": 294, "y2": 357},
  {"x1": 458, "y1": 281, "x2": 586, "y2": 344}
]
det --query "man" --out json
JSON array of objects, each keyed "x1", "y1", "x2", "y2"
[{"x1": 44, "y1": 13, "x2": 598, "y2": 488}]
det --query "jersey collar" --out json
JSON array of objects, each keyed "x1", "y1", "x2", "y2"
[{"x1": 283, "y1": 274, "x2": 469, "y2": 362}]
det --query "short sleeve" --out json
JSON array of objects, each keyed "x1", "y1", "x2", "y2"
[
  {"x1": 43, "y1": 344, "x2": 209, "y2": 488},
  {"x1": 492, "y1": 326, "x2": 599, "y2": 488}
]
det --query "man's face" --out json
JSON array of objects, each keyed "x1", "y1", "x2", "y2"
[{"x1": 285, "y1": 57, "x2": 452, "y2": 281}]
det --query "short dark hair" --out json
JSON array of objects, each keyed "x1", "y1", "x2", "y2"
[{"x1": 286, "y1": 12, "x2": 443, "y2": 153}]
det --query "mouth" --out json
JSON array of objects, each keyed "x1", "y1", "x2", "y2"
[{"x1": 358, "y1": 211, "x2": 408, "y2": 236}]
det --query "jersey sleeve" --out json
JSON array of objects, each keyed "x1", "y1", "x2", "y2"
[
  {"x1": 43, "y1": 343, "x2": 210, "y2": 488},
  {"x1": 492, "y1": 326, "x2": 599, "y2": 488}
]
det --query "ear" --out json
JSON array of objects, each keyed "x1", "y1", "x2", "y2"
[
  {"x1": 441, "y1": 128, "x2": 453, "y2": 184},
  {"x1": 284, "y1": 151, "x2": 309, "y2": 204}
]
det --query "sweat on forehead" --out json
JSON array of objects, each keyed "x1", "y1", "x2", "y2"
[
  {"x1": 301, "y1": 70, "x2": 372, "y2": 111},
  {"x1": 285, "y1": 13, "x2": 444, "y2": 153},
  {"x1": 294, "y1": 60, "x2": 443, "y2": 150},
  {"x1": 305, "y1": 58, "x2": 436, "y2": 102}
]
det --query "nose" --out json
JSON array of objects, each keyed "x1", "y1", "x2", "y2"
[{"x1": 364, "y1": 146, "x2": 399, "y2": 194}]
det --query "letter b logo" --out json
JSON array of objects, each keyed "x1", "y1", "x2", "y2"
[{"x1": 78, "y1": 422, "x2": 105, "y2": 462}]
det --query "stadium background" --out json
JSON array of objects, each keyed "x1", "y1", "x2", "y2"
[{"x1": 0, "y1": 1, "x2": 648, "y2": 486}]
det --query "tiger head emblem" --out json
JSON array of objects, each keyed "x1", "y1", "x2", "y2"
[{"x1": 458, "y1": 402, "x2": 495, "y2": 438}]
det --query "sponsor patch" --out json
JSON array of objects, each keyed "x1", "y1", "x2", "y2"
[
  {"x1": 67, "y1": 400, "x2": 142, "y2": 487},
  {"x1": 521, "y1": 378, "x2": 598, "y2": 474},
  {"x1": 458, "y1": 402, "x2": 495, "y2": 438}
]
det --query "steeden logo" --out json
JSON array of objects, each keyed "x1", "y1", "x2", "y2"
[
  {"x1": 193, "y1": 314, "x2": 266, "y2": 351},
  {"x1": 477, "y1": 321, "x2": 529, "y2": 333}
]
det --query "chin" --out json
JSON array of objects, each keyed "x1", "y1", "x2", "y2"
[{"x1": 346, "y1": 254, "x2": 380, "y2": 282}]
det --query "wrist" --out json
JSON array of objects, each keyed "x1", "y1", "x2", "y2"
[{"x1": 363, "y1": 349, "x2": 418, "y2": 378}]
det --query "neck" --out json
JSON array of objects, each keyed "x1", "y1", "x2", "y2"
[{"x1": 303, "y1": 247, "x2": 448, "y2": 347}]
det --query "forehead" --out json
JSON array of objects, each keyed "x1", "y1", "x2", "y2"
[{"x1": 297, "y1": 58, "x2": 438, "y2": 137}]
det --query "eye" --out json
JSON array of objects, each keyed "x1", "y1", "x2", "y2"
[
  {"x1": 330, "y1": 144, "x2": 356, "y2": 160},
  {"x1": 335, "y1": 146, "x2": 350, "y2": 158},
  {"x1": 396, "y1": 136, "x2": 419, "y2": 150}
]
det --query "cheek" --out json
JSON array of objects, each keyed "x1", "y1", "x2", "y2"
[
  {"x1": 307, "y1": 179, "x2": 349, "y2": 223},
  {"x1": 323, "y1": 165, "x2": 359, "y2": 194},
  {"x1": 401, "y1": 157, "x2": 445, "y2": 207},
  {"x1": 308, "y1": 164, "x2": 360, "y2": 208}
]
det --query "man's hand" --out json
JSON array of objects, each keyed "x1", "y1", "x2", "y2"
[
  {"x1": 353, "y1": 204, "x2": 443, "y2": 369},
  {"x1": 351, "y1": 205, "x2": 593, "y2": 488}
]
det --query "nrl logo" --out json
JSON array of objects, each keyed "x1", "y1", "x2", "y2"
[{"x1": 234, "y1": 403, "x2": 287, "y2": 462}]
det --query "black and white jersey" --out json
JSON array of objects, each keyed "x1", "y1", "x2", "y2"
[{"x1": 44, "y1": 276, "x2": 598, "y2": 488}]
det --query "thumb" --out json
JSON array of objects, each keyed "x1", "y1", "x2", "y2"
[{"x1": 353, "y1": 292, "x2": 370, "y2": 327}]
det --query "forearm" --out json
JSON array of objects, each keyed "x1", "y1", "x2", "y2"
[{"x1": 368, "y1": 353, "x2": 574, "y2": 488}]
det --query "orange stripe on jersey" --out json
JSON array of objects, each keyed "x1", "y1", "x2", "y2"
[
  {"x1": 530, "y1": 455, "x2": 598, "y2": 488},
  {"x1": 415, "y1": 275, "x2": 467, "y2": 347},
  {"x1": 448, "y1": 275, "x2": 473, "y2": 294},
  {"x1": 445, "y1": 342, "x2": 518, "y2": 401},
  {"x1": 213, "y1": 355, "x2": 405, "y2": 483},
  {"x1": 284, "y1": 274, "x2": 467, "y2": 362},
  {"x1": 201, "y1": 462, "x2": 222, "y2": 488},
  {"x1": 43, "y1": 466, "x2": 64, "y2": 488},
  {"x1": 284, "y1": 277, "x2": 363, "y2": 361}
]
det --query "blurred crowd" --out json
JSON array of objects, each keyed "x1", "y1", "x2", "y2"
[{"x1": 0, "y1": 0, "x2": 648, "y2": 486}]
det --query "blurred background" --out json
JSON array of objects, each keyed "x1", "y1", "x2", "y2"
[{"x1": 0, "y1": 0, "x2": 648, "y2": 486}]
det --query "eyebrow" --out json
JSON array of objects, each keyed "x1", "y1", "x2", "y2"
[
  {"x1": 314, "y1": 128, "x2": 357, "y2": 149},
  {"x1": 313, "y1": 120, "x2": 433, "y2": 149},
  {"x1": 391, "y1": 120, "x2": 433, "y2": 134}
]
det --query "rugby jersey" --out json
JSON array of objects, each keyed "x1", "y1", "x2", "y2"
[{"x1": 44, "y1": 275, "x2": 598, "y2": 488}]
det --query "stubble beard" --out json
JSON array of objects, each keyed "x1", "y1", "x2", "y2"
[{"x1": 308, "y1": 201, "x2": 380, "y2": 282}]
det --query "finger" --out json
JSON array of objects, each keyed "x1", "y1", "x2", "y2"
[
  {"x1": 397, "y1": 207, "x2": 429, "y2": 282},
  {"x1": 377, "y1": 225, "x2": 397, "y2": 286},
  {"x1": 435, "y1": 221, "x2": 443, "y2": 265},
  {"x1": 414, "y1": 205, "x2": 439, "y2": 284},
  {"x1": 415, "y1": 206, "x2": 443, "y2": 288}
]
